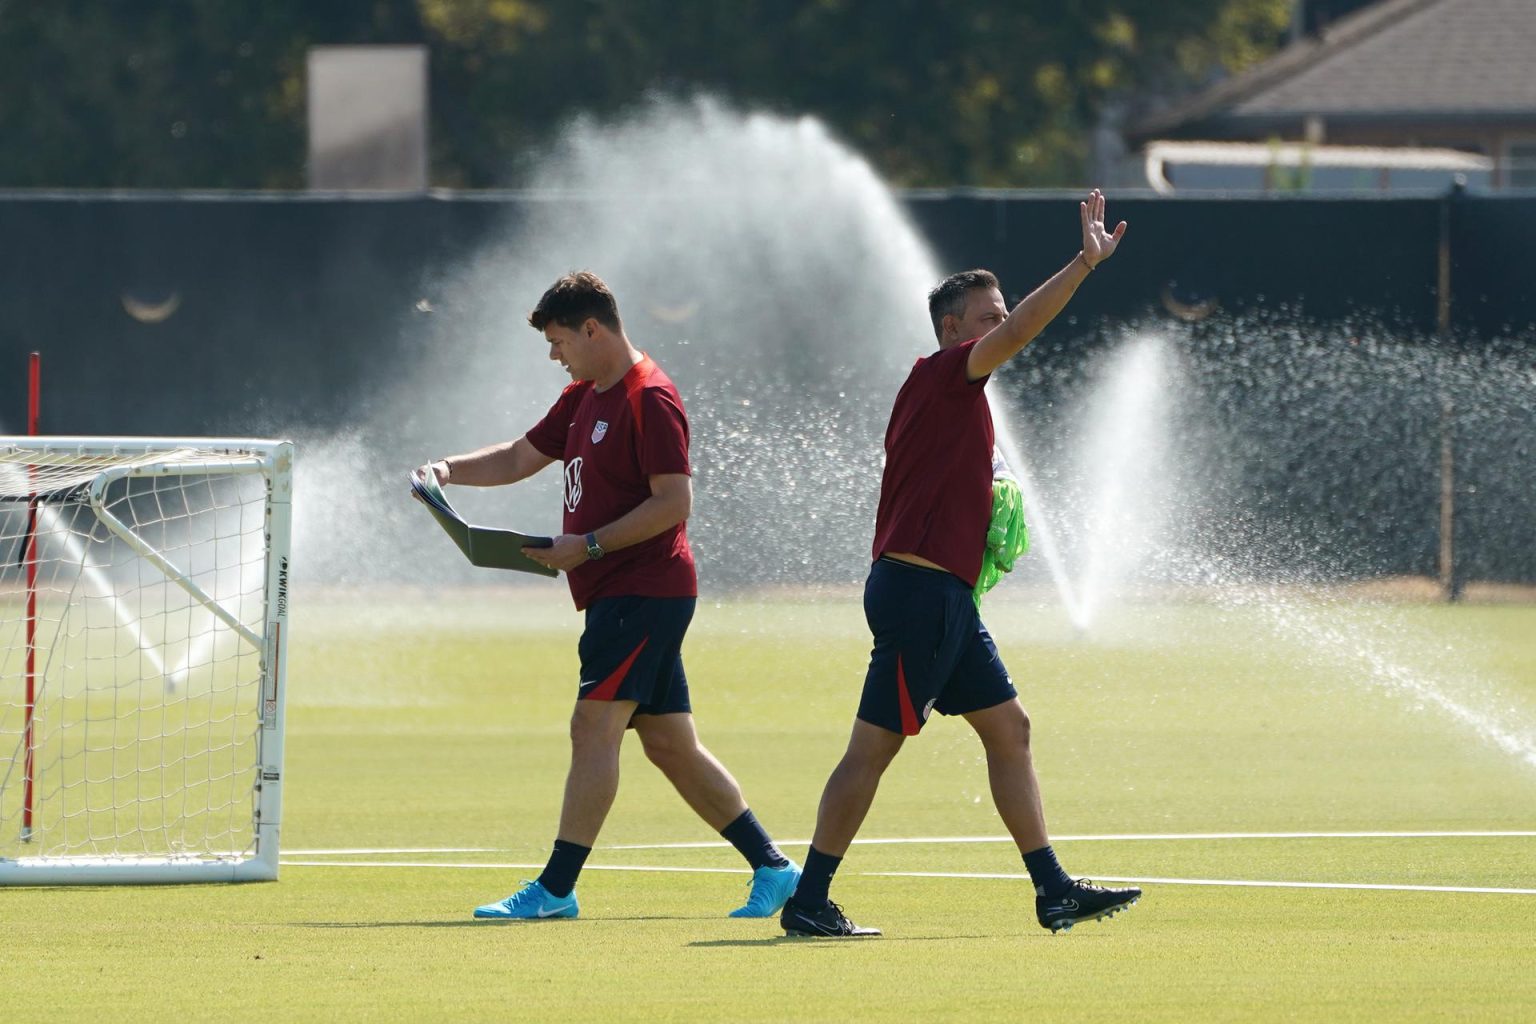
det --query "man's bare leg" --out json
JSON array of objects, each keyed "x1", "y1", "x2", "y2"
[
  {"x1": 472, "y1": 698, "x2": 636, "y2": 919},
  {"x1": 632, "y1": 712, "x2": 747, "y2": 829},
  {"x1": 807, "y1": 719, "x2": 906, "y2": 857},
  {"x1": 535, "y1": 698, "x2": 638, "y2": 900},
  {"x1": 554, "y1": 698, "x2": 640, "y2": 846},
  {"x1": 963, "y1": 698, "x2": 1143, "y2": 931},
  {"x1": 963, "y1": 699, "x2": 1048, "y2": 853},
  {"x1": 779, "y1": 719, "x2": 904, "y2": 934},
  {"x1": 634, "y1": 712, "x2": 797, "y2": 916}
]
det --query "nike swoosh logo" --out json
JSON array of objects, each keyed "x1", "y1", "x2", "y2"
[
  {"x1": 578, "y1": 680, "x2": 599, "y2": 691},
  {"x1": 786, "y1": 912, "x2": 844, "y2": 936},
  {"x1": 537, "y1": 905, "x2": 568, "y2": 917},
  {"x1": 785, "y1": 912, "x2": 823, "y2": 932}
]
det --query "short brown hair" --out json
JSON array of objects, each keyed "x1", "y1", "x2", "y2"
[
  {"x1": 927, "y1": 269, "x2": 999, "y2": 340},
  {"x1": 528, "y1": 271, "x2": 622, "y2": 332}
]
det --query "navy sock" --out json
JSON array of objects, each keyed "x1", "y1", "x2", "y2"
[
  {"x1": 720, "y1": 809, "x2": 790, "y2": 871},
  {"x1": 1022, "y1": 844, "x2": 1073, "y2": 897},
  {"x1": 791, "y1": 845, "x2": 842, "y2": 906},
  {"x1": 536, "y1": 839, "x2": 591, "y2": 898}
]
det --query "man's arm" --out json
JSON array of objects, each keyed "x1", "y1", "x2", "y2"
[
  {"x1": 425, "y1": 437, "x2": 554, "y2": 487},
  {"x1": 966, "y1": 189, "x2": 1127, "y2": 383},
  {"x1": 524, "y1": 473, "x2": 692, "y2": 573}
]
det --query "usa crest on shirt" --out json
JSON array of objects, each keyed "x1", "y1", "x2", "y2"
[{"x1": 591, "y1": 420, "x2": 609, "y2": 444}]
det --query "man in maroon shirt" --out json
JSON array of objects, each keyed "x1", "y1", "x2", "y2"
[
  {"x1": 780, "y1": 190, "x2": 1142, "y2": 937},
  {"x1": 423, "y1": 271, "x2": 799, "y2": 921}
]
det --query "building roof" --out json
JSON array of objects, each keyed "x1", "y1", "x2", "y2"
[
  {"x1": 1140, "y1": 140, "x2": 1492, "y2": 193},
  {"x1": 1132, "y1": 0, "x2": 1536, "y2": 142}
]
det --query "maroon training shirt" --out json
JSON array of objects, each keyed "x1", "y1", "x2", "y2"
[
  {"x1": 525, "y1": 354, "x2": 698, "y2": 610},
  {"x1": 870, "y1": 338, "x2": 995, "y2": 588}
]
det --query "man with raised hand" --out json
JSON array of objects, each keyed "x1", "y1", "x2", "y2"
[
  {"x1": 422, "y1": 271, "x2": 798, "y2": 922},
  {"x1": 779, "y1": 190, "x2": 1141, "y2": 938}
]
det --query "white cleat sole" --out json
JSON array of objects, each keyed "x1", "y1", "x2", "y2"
[{"x1": 1046, "y1": 894, "x2": 1141, "y2": 934}]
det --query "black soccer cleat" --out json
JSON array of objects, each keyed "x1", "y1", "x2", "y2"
[
  {"x1": 1036, "y1": 878, "x2": 1142, "y2": 933},
  {"x1": 780, "y1": 898, "x2": 882, "y2": 938}
]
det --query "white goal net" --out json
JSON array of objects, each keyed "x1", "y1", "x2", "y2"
[{"x1": 0, "y1": 438, "x2": 291, "y2": 884}]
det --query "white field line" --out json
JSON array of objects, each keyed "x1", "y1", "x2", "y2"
[
  {"x1": 279, "y1": 861, "x2": 741, "y2": 873},
  {"x1": 279, "y1": 832, "x2": 1536, "y2": 857},
  {"x1": 275, "y1": 860, "x2": 1536, "y2": 896},
  {"x1": 284, "y1": 848, "x2": 500, "y2": 856},
  {"x1": 868, "y1": 871, "x2": 1536, "y2": 897},
  {"x1": 606, "y1": 830, "x2": 1536, "y2": 851}
]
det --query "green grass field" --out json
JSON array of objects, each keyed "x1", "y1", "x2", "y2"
[{"x1": 5, "y1": 587, "x2": 1536, "y2": 1022}]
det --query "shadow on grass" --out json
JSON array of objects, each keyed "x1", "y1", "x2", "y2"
[
  {"x1": 294, "y1": 915, "x2": 699, "y2": 929},
  {"x1": 688, "y1": 934, "x2": 992, "y2": 948}
]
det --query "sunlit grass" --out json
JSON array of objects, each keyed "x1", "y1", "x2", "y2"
[{"x1": 4, "y1": 588, "x2": 1534, "y2": 1022}]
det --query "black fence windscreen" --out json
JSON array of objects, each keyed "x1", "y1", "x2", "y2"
[{"x1": 1, "y1": 190, "x2": 1532, "y2": 584}]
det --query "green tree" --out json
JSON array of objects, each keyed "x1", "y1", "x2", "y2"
[
  {"x1": 0, "y1": 0, "x2": 424, "y2": 188},
  {"x1": 0, "y1": 0, "x2": 1291, "y2": 189},
  {"x1": 423, "y1": 0, "x2": 1292, "y2": 187}
]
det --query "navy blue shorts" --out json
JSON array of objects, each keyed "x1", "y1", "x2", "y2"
[
  {"x1": 856, "y1": 558, "x2": 1016, "y2": 735},
  {"x1": 577, "y1": 595, "x2": 694, "y2": 718}
]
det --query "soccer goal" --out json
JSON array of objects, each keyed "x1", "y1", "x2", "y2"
[{"x1": 0, "y1": 437, "x2": 292, "y2": 885}]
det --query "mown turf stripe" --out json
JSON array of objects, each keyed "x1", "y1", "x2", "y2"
[
  {"x1": 868, "y1": 870, "x2": 1536, "y2": 895},
  {"x1": 285, "y1": 847, "x2": 501, "y2": 855},
  {"x1": 280, "y1": 861, "x2": 743, "y2": 873},
  {"x1": 607, "y1": 829, "x2": 1536, "y2": 850},
  {"x1": 279, "y1": 860, "x2": 1536, "y2": 895}
]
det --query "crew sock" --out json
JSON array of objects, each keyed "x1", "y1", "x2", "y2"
[
  {"x1": 720, "y1": 808, "x2": 791, "y2": 870},
  {"x1": 790, "y1": 845, "x2": 843, "y2": 906},
  {"x1": 536, "y1": 839, "x2": 592, "y2": 898},
  {"x1": 1022, "y1": 844, "x2": 1073, "y2": 897}
]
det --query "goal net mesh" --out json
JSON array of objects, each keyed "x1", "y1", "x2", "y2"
[{"x1": 0, "y1": 441, "x2": 279, "y2": 870}]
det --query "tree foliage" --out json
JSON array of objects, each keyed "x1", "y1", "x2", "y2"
[{"x1": 0, "y1": 0, "x2": 1291, "y2": 188}]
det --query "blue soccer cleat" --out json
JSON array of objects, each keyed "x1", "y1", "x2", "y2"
[
  {"x1": 473, "y1": 880, "x2": 579, "y2": 920},
  {"x1": 728, "y1": 860, "x2": 802, "y2": 918}
]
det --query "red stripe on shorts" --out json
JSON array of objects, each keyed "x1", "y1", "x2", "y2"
[
  {"x1": 587, "y1": 636, "x2": 650, "y2": 702},
  {"x1": 895, "y1": 654, "x2": 921, "y2": 736}
]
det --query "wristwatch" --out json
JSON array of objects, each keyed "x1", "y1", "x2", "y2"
[{"x1": 584, "y1": 532, "x2": 606, "y2": 560}]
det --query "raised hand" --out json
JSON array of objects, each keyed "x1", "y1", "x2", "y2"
[{"x1": 1080, "y1": 189, "x2": 1127, "y2": 269}]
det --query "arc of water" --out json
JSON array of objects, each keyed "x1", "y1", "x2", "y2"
[
  {"x1": 985, "y1": 334, "x2": 1174, "y2": 632},
  {"x1": 163, "y1": 618, "x2": 211, "y2": 689},
  {"x1": 1234, "y1": 584, "x2": 1536, "y2": 771},
  {"x1": 1, "y1": 460, "x2": 169, "y2": 681},
  {"x1": 162, "y1": 565, "x2": 259, "y2": 689},
  {"x1": 30, "y1": 502, "x2": 170, "y2": 680},
  {"x1": 1073, "y1": 336, "x2": 1170, "y2": 627},
  {"x1": 988, "y1": 391, "x2": 1090, "y2": 629}
]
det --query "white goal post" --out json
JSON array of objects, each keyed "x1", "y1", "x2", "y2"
[{"x1": 0, "y1": 437, "x2": 292, "y2": 884}]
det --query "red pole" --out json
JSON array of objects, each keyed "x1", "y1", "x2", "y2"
[{"x1": 22, "y1": 352, "x2": 40, "y2": 841}]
